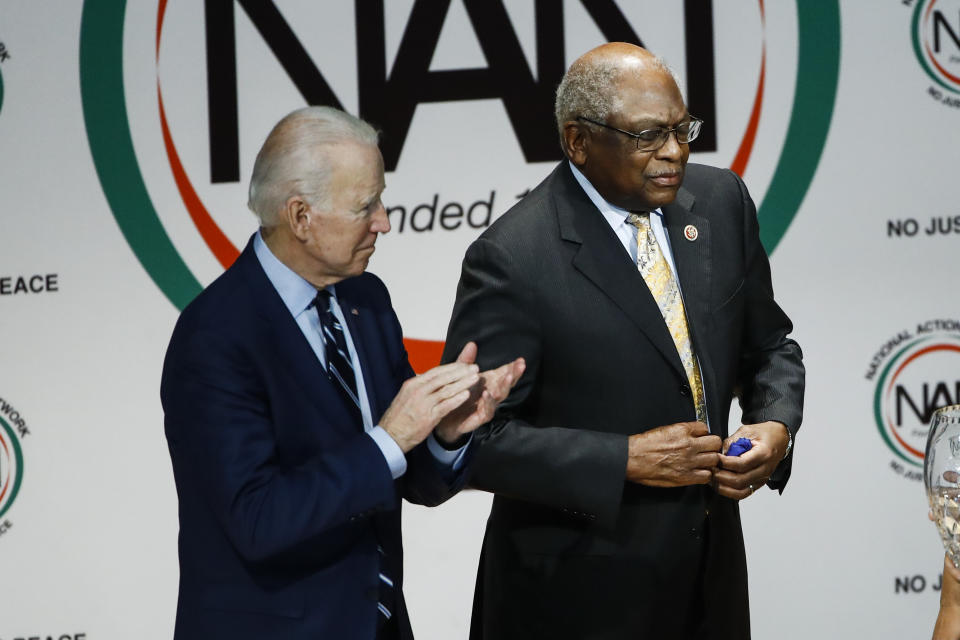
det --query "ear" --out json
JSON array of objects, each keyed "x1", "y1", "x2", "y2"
[
  {"x1": 562, "y1": 121, "x2": 589, "y2": 167},
  {"x1": 282, "y1": 195, "x2": 312, "y2": 241}
]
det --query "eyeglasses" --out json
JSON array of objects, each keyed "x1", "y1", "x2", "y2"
[{"x1": 576, "y1": 116, "x2": 703, "y2": 151}]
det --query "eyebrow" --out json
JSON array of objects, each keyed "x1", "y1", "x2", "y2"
[
  {"x1": 625, "y1": 114, "x2": 691, "y2": 130},
  {"x1": 359, "y1": 188, "x2": 385, "y2": 209}
]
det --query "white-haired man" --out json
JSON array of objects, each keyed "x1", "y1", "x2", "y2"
[
  {"x1": 443, "y1": 42, "x2": 804, "y2": 639},
  {"x1": 161, "y1": 106, "x2": 523, "y2": 640}
]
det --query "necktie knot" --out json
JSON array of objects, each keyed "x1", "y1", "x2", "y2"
[
  {"x1": 626, "y1": 212, "x2": 651, "y2": 230},
  {"x1": 313, "y1": 289, "x2": 333, "y2": 315}
]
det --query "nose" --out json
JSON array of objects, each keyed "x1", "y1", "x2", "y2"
[
  {"x1": 369, "y1": 201, "x2": 391, "y2": 234},
  {"x1": 655, "y1": 129, "x2": 684, "y2": 161}
]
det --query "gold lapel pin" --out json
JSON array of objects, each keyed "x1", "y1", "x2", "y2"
[
  {"x1": 351, "y1": 308, "x2": 359, "y2": 316},
  {"x1": 683, "y1": 225, "x2": 698, "y2": 241}
]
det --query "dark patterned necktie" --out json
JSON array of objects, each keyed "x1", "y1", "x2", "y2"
[
  {"x1": 313, "y1": 290, "x2": 363, "y2": 424},
  {"x1": 376, "y1": 544, "x2": 395, "y2": 630},
  {"x1": 314, "y1": 292, "x2": 394, "y2": 627}
]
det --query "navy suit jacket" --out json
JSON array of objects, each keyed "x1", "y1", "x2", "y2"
[{"x1": 161, "y1": 238, "x2": 464, "y2": 639}]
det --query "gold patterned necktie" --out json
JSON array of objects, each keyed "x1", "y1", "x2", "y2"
[{"x1": 627, "y1": 213, "x2": 707, "y2": 423}]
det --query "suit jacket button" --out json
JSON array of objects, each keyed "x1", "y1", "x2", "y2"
[{"x1": 679, "y1": 384, "x2": 690, "y2": 397}]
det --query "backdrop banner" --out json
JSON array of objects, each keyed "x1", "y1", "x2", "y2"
[{"x1": 1, "y1": 1, "x2": 958, "y2": 638}]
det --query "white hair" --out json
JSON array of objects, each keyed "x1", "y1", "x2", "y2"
[
  {"x1": 554, "y1": 52, "x2": 681, "y2": 139},
  {"x1": 247, "y1": 106, "x2": 379, "y2": 226}
]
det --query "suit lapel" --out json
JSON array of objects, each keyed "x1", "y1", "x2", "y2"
[
  {"x1": 336, "y1": 288, "x2": 382, "y2": 421},
  {"x1": 553, "y1": 164, "x2": 687, "y2": 382},
  {"x1": 235, "y1": 241, "x2": 364, "y2": 435},
  {"x1": 662, "y1": 190, "x2": 722, "y2": 433},
  {"x1": 662, "y1": 189, "x2": 711, "y2": 334}
]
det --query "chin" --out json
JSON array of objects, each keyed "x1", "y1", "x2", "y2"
[{"x1": 646, "y1": 189, "x2": 681, "y2": 208}]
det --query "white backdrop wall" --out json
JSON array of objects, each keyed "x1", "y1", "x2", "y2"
[{"x1": 1, "y1": 1, "x2": 959, "y2": 638}]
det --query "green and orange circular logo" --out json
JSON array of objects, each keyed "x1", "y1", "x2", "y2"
[
  {"x1": 0, "y1": 409, "x2": 25, "y2": 520},
  {"x1": 913, "y1": 0, "x2": 960, "y2": 94},
  {"x1": 873, "y1": 331, "x2": 960, "y2": 471},
  {"x1": 79, "y1": 1, "x2": 840, "y2": 368}
]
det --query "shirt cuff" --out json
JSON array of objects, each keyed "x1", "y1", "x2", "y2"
[
  {"x1": 369, "y1": 426, "x2": 407, "y2": 479},
  {"x1": 427, "y1": 433, "x2": 472, "y2": 470}
]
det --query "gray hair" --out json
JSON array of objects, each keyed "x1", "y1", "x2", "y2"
[
  {"x1": 248, "y1": 106, "x2": 379, "y2": 226},
  {"x1": 554, "y1": 53, "x2": 681, "y2": 140}
]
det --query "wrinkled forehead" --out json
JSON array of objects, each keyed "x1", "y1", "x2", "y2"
[
  {"x1": 609, "y1": 69, "x2": 688, "y2": 126},
  {"x1": 327, "y1": 143, "x2": 385, "y2": 193}
]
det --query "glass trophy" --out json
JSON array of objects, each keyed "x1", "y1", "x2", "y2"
[{"x1": 924, "y1": 404, "x2": 960, "y2": 569}]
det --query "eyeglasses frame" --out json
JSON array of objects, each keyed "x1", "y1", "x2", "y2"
[{"x1": 575, "y1": 115, "x2": 704, "y2": 151}]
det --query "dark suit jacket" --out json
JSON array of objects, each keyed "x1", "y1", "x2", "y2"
[
  {"x1": 442, "y1": 162, "x2": 804, "y2": 640},
  {"x1": 161, "y1": 238, "x2": 464, "y2": 639}
]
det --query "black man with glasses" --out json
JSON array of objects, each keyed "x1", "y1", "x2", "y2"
[{"x1": 442, "y1": 42, "x2": 804, "y2": 640}]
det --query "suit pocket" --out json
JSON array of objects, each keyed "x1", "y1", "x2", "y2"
[{"x1": 199, "y1": 582, "x2": 305, "y2": 619}]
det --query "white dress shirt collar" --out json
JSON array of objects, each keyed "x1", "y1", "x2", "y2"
[
  {"x1": 567, "y1": 161, "x2": 676, "y2": 274},
  {"x1": 568, "y1": 160, "x2": 665, "y2": 226}
]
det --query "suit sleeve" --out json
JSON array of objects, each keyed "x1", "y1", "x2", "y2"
[
  {"x1": 443, "y1": 236, "x2": 629, "y2": 529},
  {"x1": 728, "y1": 170, "x2": 805, "y2": 489},
  {"x1": 369, "y1": 274, "x2": 471, "y2": 508},
  {"x1": 162, "y1": 326, "x2": 398, "y2": 563}
]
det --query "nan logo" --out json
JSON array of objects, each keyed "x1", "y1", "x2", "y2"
[
  {"x1": 907, "y1": 0, "x2": 960, "y2": 108},
  {"x1": 0, "y1": 394, "x2": 27, "y2": 538},
  {"x1": 78, "y1": 1, "x2": 840, "y2": 373},
  {"x1": 865, "y1": 320, "x2": 960, "y2": 480}
]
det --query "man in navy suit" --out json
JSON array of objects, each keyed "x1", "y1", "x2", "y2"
[{"x1": 160, "y1": 106, "x2": 523, "y2": 639}]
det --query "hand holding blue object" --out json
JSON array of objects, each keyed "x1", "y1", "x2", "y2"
[{"x1": 726, "y1": 438, "x2": 752, "y2": 457}]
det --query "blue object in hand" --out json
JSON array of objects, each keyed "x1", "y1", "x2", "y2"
[{"x1": 727, "y1": 438, "x2": 752, "y2": 457}]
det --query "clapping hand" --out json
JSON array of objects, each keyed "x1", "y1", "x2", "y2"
[{"x1": 434, "y1": 342, "x2": 525, "y2": 446}]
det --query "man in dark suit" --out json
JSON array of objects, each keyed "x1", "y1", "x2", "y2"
[
  {"x1": 160, "y1": 106, "x2": 523, "y2": 639},
  {"x1": 442, "y1": 43, "x2": 805, "y2": 639}
]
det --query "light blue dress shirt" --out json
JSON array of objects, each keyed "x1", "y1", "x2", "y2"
[
  {"x1": 568, "y1": 163, "x2": 711, "y2": 428},
  {"x1": 569, "y1": 162, "x2": 679, "y2": 274},
  {"x1": 253, "y1": 232, "x2": 466, "y2": 478}
]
